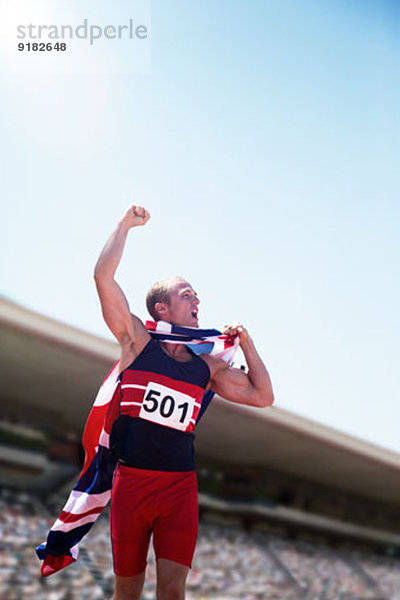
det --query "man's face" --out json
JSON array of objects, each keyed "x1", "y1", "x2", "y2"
[{"x1": 157, "y1": 279, "x2": 200, "y2": 327}]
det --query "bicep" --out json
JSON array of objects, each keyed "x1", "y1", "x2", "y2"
[{"x1": 210, "y1": 364, "x2": 257, "y2": 406}]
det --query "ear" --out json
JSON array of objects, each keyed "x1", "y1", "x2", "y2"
[{"x1": 155, "y1": 302, "x2": 168, "y2": 318}]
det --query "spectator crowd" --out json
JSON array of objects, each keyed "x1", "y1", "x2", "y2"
[{"x1": 1, "y1": 488, "x2": 399, "y2": 600}]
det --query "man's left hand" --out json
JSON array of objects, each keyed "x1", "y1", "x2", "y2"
[{"x1": 221, "y1": 321, "x2": 250, "y2": 344}]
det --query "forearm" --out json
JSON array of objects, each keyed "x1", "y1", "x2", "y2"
[
  {"x1": 94, "y1": 220, "x2": 131, "y2": 281},
  {"x1": 93, "y1": 206, "x2": 150, "y2": 343},
  {"x1": 240, "y1": 336, "x2": 274, "y2": 406}
]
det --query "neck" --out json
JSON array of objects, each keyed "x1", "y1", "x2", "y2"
[{"x1": 160, "y1": 341, "x2": 191, "y2": 359}]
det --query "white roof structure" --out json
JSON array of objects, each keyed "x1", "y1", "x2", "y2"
[{"x1": 1, "y1": 296, "x2": 399, "y2": 505}]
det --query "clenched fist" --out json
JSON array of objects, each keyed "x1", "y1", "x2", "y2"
[
  {"x1": 122, "y1": 205, "x2": 151, "y2": 229},
  {"x1": 221, "y1": 321, "x2": 250, "y2": 343}
]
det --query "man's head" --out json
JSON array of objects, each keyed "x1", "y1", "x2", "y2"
[{"x1": 146, "y1": 276, "x2": 200, "y2": 327}]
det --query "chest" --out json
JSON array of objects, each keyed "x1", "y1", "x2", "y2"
[{"x1": 120, "y1": 368, "x2": 207, "y2": 432}]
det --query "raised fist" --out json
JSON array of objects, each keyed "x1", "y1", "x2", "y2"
[{"x1": 123, "y1": 205, "x2": 151, "y2": 228}]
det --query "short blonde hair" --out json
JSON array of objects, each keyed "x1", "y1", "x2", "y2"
[{"x1": 146, "y1": 276, "x2": 186, "y2": 321}]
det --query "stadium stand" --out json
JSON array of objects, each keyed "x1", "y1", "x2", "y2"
[{"x1": 1, "y1": 487, "x2": 399, "y2": 599}]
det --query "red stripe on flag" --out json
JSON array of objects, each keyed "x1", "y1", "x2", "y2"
[
  {"x1": 59, "y1": 506, "x2": 104, "y2": 523},
  {"x1": 41, "y1": 555, "x2": 76, "y2": 577}
]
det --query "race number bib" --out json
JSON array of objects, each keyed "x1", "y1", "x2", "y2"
[{"x1": 139, "y1": 381, "x2": 196, "y2": 431}]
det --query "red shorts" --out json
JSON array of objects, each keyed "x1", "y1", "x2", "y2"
[{"x1": 110, "y1": 464, "x2": 198, "y2": 576}]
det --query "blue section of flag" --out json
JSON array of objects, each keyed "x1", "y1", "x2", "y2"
[
  {"x1": 150, "y1": 332, "x2": 198, "y2": 342},
  {"x1": 196, "y1": 389, "x2": 215, "y2": 423},
  {"x1": 187, "y1": 342, "x2": 214, "y2": 355},
  {"x1": 74, "y1": 447, "x2": 117, "y2": 494},
  {"x1": 36, "y1": 522, "x2": 94, "y2": 558},
  {"x1": 169, "y1": 324, "x2": 221, "y2": 337}
]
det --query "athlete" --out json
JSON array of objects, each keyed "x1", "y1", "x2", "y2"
[{"x1": 94, "y1": 205, "x2": 274, "y2": 600}]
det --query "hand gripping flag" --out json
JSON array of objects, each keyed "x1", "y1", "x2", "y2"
[{"x1": 36, "y1": 321, "x2": 238, "y2": 576}]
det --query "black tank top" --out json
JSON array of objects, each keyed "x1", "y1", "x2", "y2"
[{"x1": 109, "y1": 338, "x2": 210, "y2": 471}]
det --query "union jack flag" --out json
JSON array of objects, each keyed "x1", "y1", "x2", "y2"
[{"x1": 36, "y1": 321, "x2": 238, "y2": 576}]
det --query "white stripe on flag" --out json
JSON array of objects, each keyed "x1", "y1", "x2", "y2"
[
  {"x1": 52, "y1": 512, "x2": 100, "y2": 532},
  {"x1": 63, "y1": 490, "x2": 111, "y2": 515},
  {"x1": 71, "y1": 543, "x2": 80, "y2": 560},
  {"x1": 93, "y1": 362, "x2": 120, "y2": 407},
  {"x1": 98, "y1": 429, "x2": 109, "y2": 448},
  {"x1": 156, "y1": 321, "x2": 172, "y2": 334}
]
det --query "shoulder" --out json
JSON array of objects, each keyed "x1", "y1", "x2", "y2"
[
  {"x1": 129, "y1": 313, "x2": 150, "y2": 338},
  {"x1": 119, "y1": 314, "x2": 151, "y2": 372},
  {"x1": 199, "y1": 354, "x2": 230, "y2": 379}
]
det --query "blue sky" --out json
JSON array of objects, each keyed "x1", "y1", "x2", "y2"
[{"x1": 1, "y1": 0, "x2": 399, "y2": 452}]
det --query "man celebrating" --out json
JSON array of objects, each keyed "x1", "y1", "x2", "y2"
[{"x1": 94, "y1": 205, "x2": 274, "y2": 600}]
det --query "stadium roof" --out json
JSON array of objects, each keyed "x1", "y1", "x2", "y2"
[{"x1": 1, "y1": 296, "x2": 399, "y2": 506}]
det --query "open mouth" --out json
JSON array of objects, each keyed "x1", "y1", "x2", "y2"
[{"x1": 191, "y1": 310, "x2": 198, "y2": 319}]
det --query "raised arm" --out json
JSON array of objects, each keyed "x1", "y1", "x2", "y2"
[
  {"x1": 207, "y1": 323, "x2": 274, "y2": 408},
  {"x1": 94, "y1": 205, "x2": 151, "y2": 349}
]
